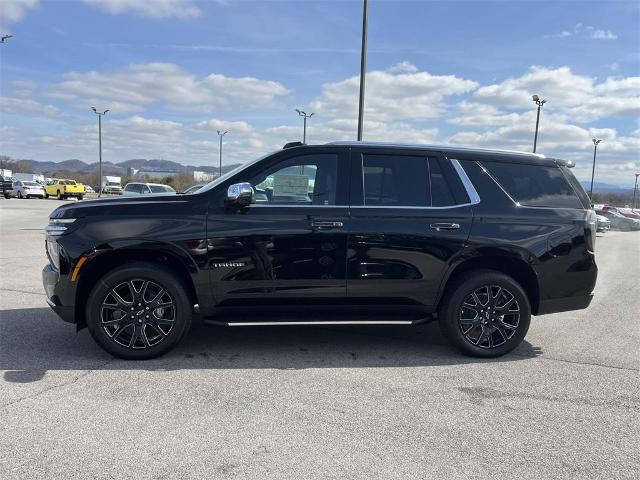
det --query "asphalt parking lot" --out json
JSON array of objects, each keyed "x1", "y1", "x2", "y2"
[{"x1": 1, "y1": 198, "x2": 639, "y2": 479}]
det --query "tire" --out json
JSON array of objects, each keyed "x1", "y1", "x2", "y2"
[
  {"x1": 3, "y1": 193, "x2": 10, "y2": 199},
  {"x1": 17, "y1": 191, "x2": 23, "y2": 199},
  {"x1": 86, "y1": 262, "x2": 192, "y2": 360},
  {"x1": 77, "y1": 195, "x2": 83, "y2": 201},
  {"x1": 44, "y1": 191, "x2": 49, "y2": 198},
  {"x1": 56, "y1": 190, "x2": 62, "y2": 200},
  {"x1": 438, "y1": 270, "x2": 531, "y2": 358}
]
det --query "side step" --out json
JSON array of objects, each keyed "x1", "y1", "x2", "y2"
[{"x1": 203, "y1": 319, "x2": 422, "y2": 327}]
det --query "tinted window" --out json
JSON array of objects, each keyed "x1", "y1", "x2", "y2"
[
  {"x1": 249, "y1": 154, "x2": 338, "y2": 205},
  {"x1": 428, "y1": 158, "x2": 456, "y2": 207},
  {"x1": 124, "y1": 184, "x2": 141, "y2": 193},
  {"x1": 483, "y1": 162, "x2": 583, "y2": 208},
  {"x1": 149, "y1": 185, "x2": 174, "y2": 193},
  {"x1": 362, "y1": 154, "x2": 429, "y2": 207}
]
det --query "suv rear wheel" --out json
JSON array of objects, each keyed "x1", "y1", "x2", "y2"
[
  {"x1": 86, "y1": 262, "x2": 192, "y2": 359},
  {"x1": 438, "y1": 270, "x2": 531, "y2": 358}
]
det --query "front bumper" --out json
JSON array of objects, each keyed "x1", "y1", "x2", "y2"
[{"x1": 42, "y1": 264, "x2": 75, "y2": 323}]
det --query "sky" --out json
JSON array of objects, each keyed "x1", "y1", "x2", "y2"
[{"x1": 0, "y1": 0, "x2": 638, "y2": 186}]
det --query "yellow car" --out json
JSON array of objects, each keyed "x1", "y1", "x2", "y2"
[{"x1": 44, "y1": 179, "x2": 86, "y2": 200}]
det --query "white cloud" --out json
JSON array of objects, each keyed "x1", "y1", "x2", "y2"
[
  {"x1": 0, "y1": 96, "x2": 59, "y2": 118},
  {"x1": 469, "y1": 66, "x2": 640, "y2": 122},
  {"x1": 545, "y1": 23, "x2": 618, "y2": 41},
  {"x1": 46, "y1": 63, "x2": 291, "y2": 114},
  {"x1": 310, "y1": 63, "x2": 477, "y2": 121},
  {"x1": 193, "y1": 119, "x2": 254, "y2": 134},
  {"x1": 0, "y1": 0, "x2": 38, "y2": 31},
  {"x1": 81, "y1": 0, "x2": 201, "y2": 19}
]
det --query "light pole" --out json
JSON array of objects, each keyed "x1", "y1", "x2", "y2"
[
  {"x1": 217, "y1": 130, "x2": 228, "y2": 178},
  {"x1": 589, "y1": 138, "x2": 602, "y2": 201},
  {"x1": 91, "y1": 107, "x2": 109, "y2": 197},
  {"x1": 532, "y1": 94, "x2": 546, "y2": 153},
  {"x1": 632, "y1": 173, "x2": 640, "y2": 212},
  {"x1": 295, "y1": 109, "x2": 314, "y2": 144},
  {"x1": 1, "y1": 35, "x2": 13, "y2": 43},
  {"x1": 357, "y1": 0, "x2": 368, "y2": 141}
]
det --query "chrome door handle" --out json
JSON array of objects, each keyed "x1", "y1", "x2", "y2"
[
  {"x1": 311, "y1": 221, "x2": 344, "y2": 230},
  {"x1": 430, "y1": 222, "x2": 460, "y2": 231}
]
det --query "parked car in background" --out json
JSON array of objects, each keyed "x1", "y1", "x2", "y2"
[
  {"x1": 44, "y1": 179, "x2": 86, "y2": 200},
  {"x1": 601, "y1": 205, "x2": 640, "y2": 220},
  {"x1": 13, "y1": 180, "x2": 45, "y2": 199},
  {"x1": 85, "y1": 185, "x2": 96, "y2": 194},
  {"x1": 0, "y1": 174, "x2": 13, "y2": 199},
  {"x1": 183, "y1": 183, "x2": 206, "y2": 194},
  {"x1": 43, "y1": 142, "x2": 597, "y2": 360},
  {"x1": 122, "y1": 182, "x2": 176, "y2": 196},
  {"x1": 595, "y1": 214, "x2": 611, "y2": 233},
  {"x1": 596, "y1": 209, "x2": 640, "y2": 231}
]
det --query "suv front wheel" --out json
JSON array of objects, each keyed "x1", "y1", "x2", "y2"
[
  {"x1": 86, "y1": 262, "x2": 192, "y2": 359},
  {"x1": 439, "y1": 270, "x2": 531, "y2": 358}
]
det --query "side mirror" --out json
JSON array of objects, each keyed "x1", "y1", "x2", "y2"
[{"x1": 225, "y1": 182, "x2": 252, "y2": 209}]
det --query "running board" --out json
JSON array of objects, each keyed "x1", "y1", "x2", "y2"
[{"x1": 203, "y1": 319, "x2": 416, "y2": 327}]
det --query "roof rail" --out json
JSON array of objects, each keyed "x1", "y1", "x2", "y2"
[{"x1": 283, "y1": 141, "x2": 304, "y2": 149}]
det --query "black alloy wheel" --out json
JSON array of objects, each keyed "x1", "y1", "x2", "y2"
[
  {"x1": 439, "y1": 270, "x2": 531, "y2": 358},
  {"x1": 458, "y1": 285, "x2": 520, "y2": 349},
  {"x1": 100, "y1": 279, "x2": 176, "y2": 349},
  {"x1": 86, "y1": 263, "x2": 192, "y2": 359}
]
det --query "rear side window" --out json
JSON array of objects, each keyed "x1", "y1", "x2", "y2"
[
  {"x1": 362, "y1": 154, "x2": 429, "y2": 206},
  {"x1": 429, "y1": 158, "x2": 456, "y2": 207},
  {"x1": 482, "y1": 161, "x2": 583, "y2": 208}
]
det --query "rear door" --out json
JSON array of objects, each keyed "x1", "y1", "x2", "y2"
[
  {"x1": 206, "y1": 147, "x2": 350, "y2": 305},
  {"x1": 346, "y1": 147, "x2": 475, "y2": 307}
]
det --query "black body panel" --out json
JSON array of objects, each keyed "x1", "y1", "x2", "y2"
[{"x1": 42, "y1": 143, "x2": 597, "y2": 329}]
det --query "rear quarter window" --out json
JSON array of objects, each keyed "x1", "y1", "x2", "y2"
[{"x1": 482, "y1": 161, "x2": 584, "y2": 209}]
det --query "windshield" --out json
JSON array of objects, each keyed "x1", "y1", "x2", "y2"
[
  {"x1": 150, "y1": 185, "x2": 175, "y2": 193},
  {"x1": 23, "y1": 181, "x2": 39, "y2": 186},
  {"x1": 60, "y1": 180, "x2": 76, "y2": 185},
  {"x1": 107, "y1": 181, "x2": 120, "y2": 186},
  {"x1": 197, "y1": 150, "x2": 278, "y2": 194}
]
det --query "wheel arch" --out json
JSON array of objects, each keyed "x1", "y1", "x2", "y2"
[
  {"x1": 74, "y1": 245, "x2": 198, "y2": 329},
  {"x1": 437, "y1": 252, "x2": 541, "y2": 315}
]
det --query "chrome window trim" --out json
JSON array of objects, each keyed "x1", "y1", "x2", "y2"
[
  {"x1": 249, "y1": 204, "x2": 349, "y2": 208},
  {"x1": 244, "y1": 156, "x2": 483, "y2": 211},
  {"x1": 450, "y1": 159, "x2": 480, "y2": 205}
]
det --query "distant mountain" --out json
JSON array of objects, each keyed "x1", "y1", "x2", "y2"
[
  {"x1": 579, "y1": 181, "x2": 634, "y2": 194},
  {"x1": 4, "y1": 157, "x2": 241, "y2": 176}
]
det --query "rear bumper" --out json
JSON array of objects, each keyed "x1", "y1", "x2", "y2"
[
  {"x1": 536, "y1": 293, "x2": 594, "y2": 316},
  {"x1": 42, "y1": 264, "x2": 75, "y2": 323}
]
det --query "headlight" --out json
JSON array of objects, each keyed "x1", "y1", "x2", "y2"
[
  {"x1": 46, "y1": 239, "x2": 60, "y2": 270},
  {"x1": 45, "y1": 218, "x2": 76, "y2": 236}
]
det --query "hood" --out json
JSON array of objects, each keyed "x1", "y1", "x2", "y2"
[{"x1": 49, "y1": 194, "x2": 190, "y2": 219}]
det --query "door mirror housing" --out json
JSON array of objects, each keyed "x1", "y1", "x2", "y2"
[{"x1": 225, "y1": 182, "x2": 253, "y2": 209}]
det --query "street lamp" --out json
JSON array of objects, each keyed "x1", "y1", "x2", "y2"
[
  {"x1": 531, "y1": 94, "x2": 546, "y2": 153},
  {"x1": 295, "y1": 109, "x2": 314, "y2": 144},
  {"x1": 588, "y1": 138, "x2": 602, "y2": 201},
  {"x1": 91, "y1": 107, "x2": 109, "y2": 197},
  {"x1": 357, "y1": 0, "x2": 368, "y2": 141},
  {"x1": 632, "y1": 173, "x2": 640, "y2": 212},
  {"x1": 1, "y1": 35, "x2": 13, "y2": 43},
  {"x1": 217, "y1": 130, "x2": 228, "y2": 178}
]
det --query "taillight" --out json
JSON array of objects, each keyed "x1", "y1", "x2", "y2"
[{"x1": 585, "y1": 210, "x2": 597, "y2": 253}]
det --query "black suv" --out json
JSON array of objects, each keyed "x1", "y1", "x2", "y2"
[{"x1": 43, "y1": 142, "x2": 597, "y2": 359}]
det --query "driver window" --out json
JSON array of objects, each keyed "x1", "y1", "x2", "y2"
[{"x1": 249, "y1": 154, "x2": 338, "y2": 205}]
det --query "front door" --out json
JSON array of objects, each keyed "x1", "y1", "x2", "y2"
[
  {"x1": 207, "y1": 148, "x2": 350, "y2": 306},
  {"x1": 347, "y1": 148, "x2": 474, "y2": 307}
]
